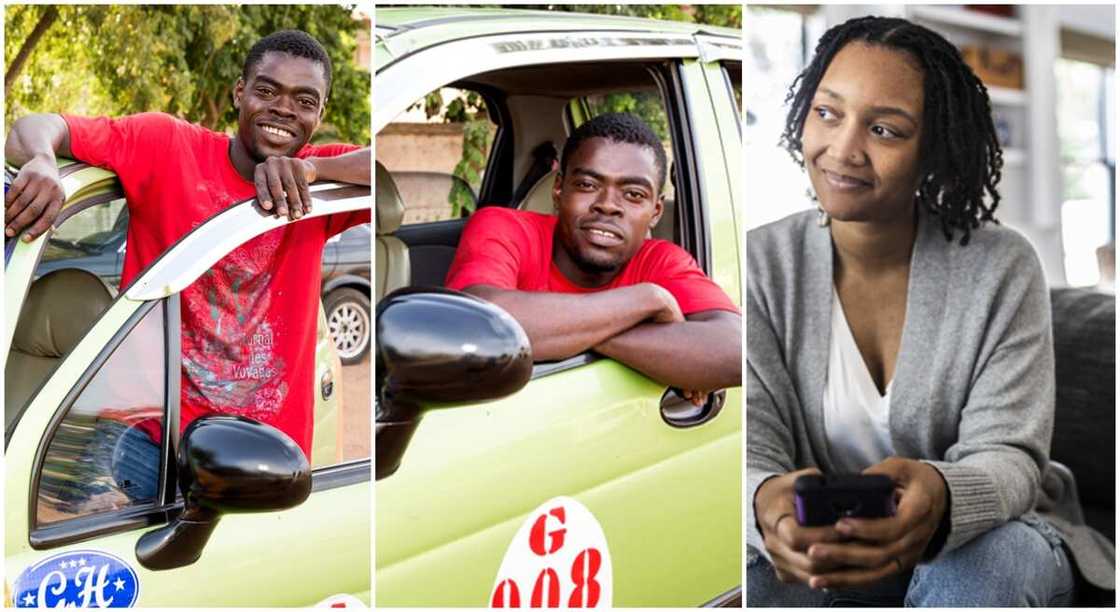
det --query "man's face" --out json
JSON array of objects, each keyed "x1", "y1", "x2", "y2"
[
  {"x1": 553, "y1": 137, "x2": 664, "y2": 277},
  {"x1": 233, "y1": 51, "x2": 327, "y2": 161}
]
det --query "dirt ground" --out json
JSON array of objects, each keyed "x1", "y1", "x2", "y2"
[{"x1": 340, "y1": 353, "x2": 371, "y2": 460}]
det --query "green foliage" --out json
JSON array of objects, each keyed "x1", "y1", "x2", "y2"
[
  {"x1": 509, "y1": 4, "x2": 741, "y2": 28},
  {"x1": 5, "y1": 5, "x2": 370, "y2": 144}
]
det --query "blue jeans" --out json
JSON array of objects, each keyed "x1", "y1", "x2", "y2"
[
  {"x1": 747, "y1": 518, "x2": 1076, "y2": 606},
  {"x1": 110, "y1": 424, "x2": 161, "y2": 503}
]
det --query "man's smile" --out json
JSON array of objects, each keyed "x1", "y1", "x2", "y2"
[
  {"x1": 258, "y1": 122, "x2": 298, "y2": 143},
  {"x1": 581, "y1": 223, "x2": 624, "y2": 247}
]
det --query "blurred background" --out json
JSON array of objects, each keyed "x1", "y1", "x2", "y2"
[
  {"x1": 5, "y1": 4, "x2": 371, "y2": 145},
  {"x1": 746, "y1": 4, "x2": 1115, "y2": 290}
]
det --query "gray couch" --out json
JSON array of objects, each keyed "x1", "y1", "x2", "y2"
[{"x1": 1049, "y1": 287, "x2": 1115, "y2": 605}]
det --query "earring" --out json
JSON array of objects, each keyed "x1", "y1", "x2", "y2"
[{"x1": 808, "y1": 187, "x2": 829, "y2": 227}]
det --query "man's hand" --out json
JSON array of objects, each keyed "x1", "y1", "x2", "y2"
[
  {"x1": 253, "y1": 156, "x2": 317, "y2": 220},
  {"x1": 680, "y1": 388, "x2": 710, "y2": 407},
  {"x1": 5, "y1": 156, "x2": 66, "y2": 241},
  {"x1": 801, "y1": 457, "x2": 948, "y2": 590},
  {"x1": 755, "y1": 468, "x2": 846, "y2": 585}
]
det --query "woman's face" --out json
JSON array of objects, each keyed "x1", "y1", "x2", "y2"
[{"x1": 802, "y1": 42, "x2": 925, "y2": 224}]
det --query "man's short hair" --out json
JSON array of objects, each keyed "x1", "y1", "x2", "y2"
[
  {"x1": 560, "y1": 113, "x2": 668, "y2": 192},
  {"x1": 243, "y1": 30, "x2": 333, "y2": 97}
]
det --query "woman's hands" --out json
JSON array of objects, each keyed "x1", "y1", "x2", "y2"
[
  {"x1": 754, "y1": 468, "x2": 846, "y2": 584},
  {"x1": 755, "y1": 458, "x2": 949, "y2": 589}
]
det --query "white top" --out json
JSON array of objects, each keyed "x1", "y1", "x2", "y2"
[{"x1": 823, "y1": 289, "x2": 895, "y2": 473}]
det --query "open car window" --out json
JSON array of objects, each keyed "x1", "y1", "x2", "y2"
[
  {"x1": 374, "y1": 59, "x2": 701, "y2": 380},
  {"x1": 378, "y1": 86, "x2": 498, "y2": 225}
]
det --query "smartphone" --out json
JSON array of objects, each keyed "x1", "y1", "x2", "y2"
[{"x1": 793, "y1": 474, "x2": 896, "y2": 527}]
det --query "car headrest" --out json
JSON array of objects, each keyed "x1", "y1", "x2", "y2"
[
  {"x1": 375, "y1": 161, "x2": 405, "y2": 235},
  {"x1": 13, "y1": 268, "x2": 113, "y2": 358},
  {"x1": 517, "y1": 169, "x2": 558, "y2": 214}
]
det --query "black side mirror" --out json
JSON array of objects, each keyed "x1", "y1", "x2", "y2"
[
  {"x1": 376, "y1": 288, "x2": 532, "y2": 479},
  {"x1": 136, "y1": 415, "x2": 311, "y2": 570}
]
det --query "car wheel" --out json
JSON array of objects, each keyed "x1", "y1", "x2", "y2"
[{"x1": 325, "y1": 287, "x2": 371, "y2": 365}]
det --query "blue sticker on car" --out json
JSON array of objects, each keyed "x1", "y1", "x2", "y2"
[{"x1": 13, "y1": 550, "x2": 140, "y2": 608}]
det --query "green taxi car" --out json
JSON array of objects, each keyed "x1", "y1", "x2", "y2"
[
  {"x1": 4, "y1": 161, "x2": 370, "y2": 607},
  {"x1": 374, "y1": 8, "x2": 742, "y2": 607}
]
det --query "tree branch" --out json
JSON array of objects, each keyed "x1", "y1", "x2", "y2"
[{"x1": 5, "y1": 6, "x2": 59, "y2": 98}]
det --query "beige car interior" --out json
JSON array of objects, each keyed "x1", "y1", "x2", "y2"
[
  {"x1": 375, "y1": 160, "x2": 410, "y2": 301},
  {"x1": 6, "y1": 268, "x2": 113, "y2": 429}
]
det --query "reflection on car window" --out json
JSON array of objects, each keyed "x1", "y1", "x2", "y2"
[
  {"x1": 41, "y1": 198, "x2": 127, "y2": 265},
  {"x1": 378, "y1": 87, "x2": 497, "y2": 224},
  {"x1": 36, "y1": 304, "x2": 165, "y2": 526}
]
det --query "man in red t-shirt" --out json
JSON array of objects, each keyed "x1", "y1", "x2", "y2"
[
  {"x1": 446, "y1": 113, "x2": 740, "y2": 401},
  {"x1": 5, "y1": 30, "x2": 370, "y2": 460}
]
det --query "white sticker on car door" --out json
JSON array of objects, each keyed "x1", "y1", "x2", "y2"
[{"x1": 489, "y1": 496, "x2": 612, "y2": 608}]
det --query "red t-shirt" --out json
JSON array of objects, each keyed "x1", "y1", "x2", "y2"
[
  {"x1": 64, "y1": 112, "x2": 370, "y2": 457},
  {"x1": 445, "y1": 207, "x2": 738, "y2": 315}
]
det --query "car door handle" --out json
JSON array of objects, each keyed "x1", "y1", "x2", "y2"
[{"x1": 660, "y1": 388, "x2": 726, "y2": 427}]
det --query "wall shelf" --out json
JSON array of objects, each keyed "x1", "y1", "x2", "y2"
[{"x1": 909, "y1": 6, "x2": 1023, "y2": 37}]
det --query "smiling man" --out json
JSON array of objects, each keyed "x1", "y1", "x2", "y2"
[
  {"x1": 445, "y1": 112, "x2": 740, "y2": 397},
  {"x1": 4, "y1": 30, "x2": 370, "y2": 459}
]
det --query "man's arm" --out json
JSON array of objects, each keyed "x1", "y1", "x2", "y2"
[
  {"x1": 5, "y1": 113, "x2": 72, "y2": 240},
  {"x1": 463, "y1": 283, "x2": 683, "y2": 362},
  {"x1": 255, "y1": 147, "x2": 370, "y2": 220},
  {"x1": 594, "y1": 309, "x2": 742, "y2": 391},
  {"x1": 308, "y1": 147, "x2": 370, "y2": 186}
]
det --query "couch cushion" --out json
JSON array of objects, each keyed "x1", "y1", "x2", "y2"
[{"x1": 1049, "y1": 287, "x2": 1114, "y2": 539}]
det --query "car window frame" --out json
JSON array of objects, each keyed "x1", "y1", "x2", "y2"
[
  {"x1": 27, "y1": 297, "x2": 179, "y2": 549},
  {"x1": 19, "y1": 190, "x2": 373, "y2": 550},
  {"x1": 375, "y1": 31, "x2": 725, "y2": 382}
]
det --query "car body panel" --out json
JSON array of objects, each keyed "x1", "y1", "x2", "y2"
[
  {"x1": 6, "y1": 478, "x2": 370, "y2": 606},
  {"x1": 377, "y1": 360, "x2": 741, "y2": 606},
  {"x1": 5, "y1": 164, "x2": 371, "y2": 605}
]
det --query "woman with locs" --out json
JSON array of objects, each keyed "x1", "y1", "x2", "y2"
[{"x1": 745, "y1": 16, "x2": 1114, "y2": 606}]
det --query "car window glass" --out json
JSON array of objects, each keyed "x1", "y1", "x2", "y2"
[
  {"x1": 42, "y1": 198, "x2": 127, "y2": 274},
  {"x1": 35, "y1": 303, "x2": 165, "y2": 526},
  {"x1": 377, "y1": 87, "x2": 497, "y2": 224}
]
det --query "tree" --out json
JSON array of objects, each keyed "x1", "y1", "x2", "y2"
[{"x1": 5, "y1": 5, "x2": 370, "y2": 144}]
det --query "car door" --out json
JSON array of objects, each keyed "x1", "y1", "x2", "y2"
[
  {"x1": 375, "y1": 22, "x2": 742, "y2": 607},
  {"x1": 6, "y1": 186, "x2": 371, "y2": 607}
]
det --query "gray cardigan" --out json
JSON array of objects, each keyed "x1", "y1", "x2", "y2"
[{"x1": 746, "y1": 209, "x2": 1114, "y2": 589}]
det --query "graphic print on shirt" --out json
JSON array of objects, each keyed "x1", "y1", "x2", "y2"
[{"x1": 180, "y1": 229, "x2": 289, "y2": 422}]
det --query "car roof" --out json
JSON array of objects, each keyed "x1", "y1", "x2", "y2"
[{"x1": 376, "y1": 7, "x2": 740, "y2": 64}]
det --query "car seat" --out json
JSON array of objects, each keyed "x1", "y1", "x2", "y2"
[
  {"x1": 375, "y1": 161, "x2": 410, "y2": 301},
  {"x1": 5, "y1": 268, "x2": 113, "y2": 429}
]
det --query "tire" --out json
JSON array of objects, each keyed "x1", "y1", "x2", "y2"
[{"x1": 325, "y1": 287, "x2": 371, "y2": 366}]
